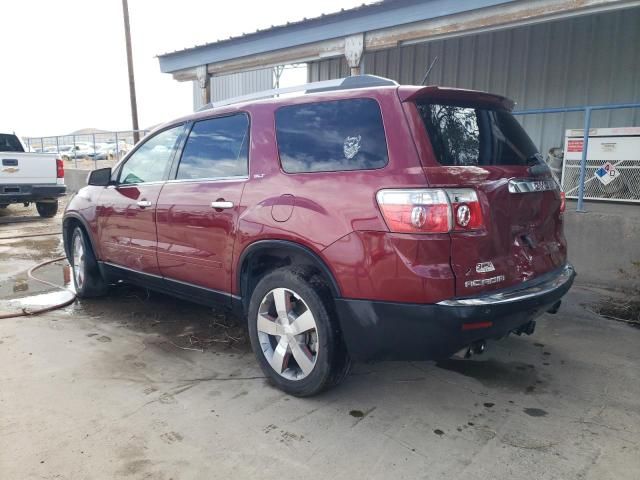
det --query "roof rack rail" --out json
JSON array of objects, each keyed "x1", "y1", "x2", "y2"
[{"x1": 198, "y1": 74, "x2": 398, "y2": 111}]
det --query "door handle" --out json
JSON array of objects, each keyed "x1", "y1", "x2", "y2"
[
  {"x1": 136, "y1": 200, "x2": 152, "y2": 208},
  {"x1": 211, "y1": 200, "x2": 234, "y2": 210}
]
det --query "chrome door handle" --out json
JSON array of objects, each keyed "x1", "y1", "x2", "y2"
[
  {"x1": 211, "y1": 200, "x2": 234, "y2": 209},
  {"x1": 136, "y1": 200, "x2": 152, "y2": 208}
]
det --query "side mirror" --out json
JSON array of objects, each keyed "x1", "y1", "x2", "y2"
[{"x1": 87, "y1": 167, "x2": 112, "y2": 186}]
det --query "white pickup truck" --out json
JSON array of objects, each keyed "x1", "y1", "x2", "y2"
[{"x1": 0, "y1": 133, "x2": 66, "y2": 217}]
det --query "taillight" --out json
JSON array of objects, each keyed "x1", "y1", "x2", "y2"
[
  {"x1": 376, "y1": 188, "x2": 484, "y2": 234},
  {"x1": 559, "y1": 191, "x2": 566, "y2": 213},
  {"x1": 447, "y1": 188, "x2": 484, "y2": 230},
  {"x1": 376, "y1": 189, "x2": 451, "y2": 233},
  {"x1": 56, "y1": 158, "x2": 64, "y2": 178}
]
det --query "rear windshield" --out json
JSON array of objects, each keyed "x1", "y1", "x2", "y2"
[
  {"x1": 0, "y1": 134, "x2": 24, "y2": 152},
  {"x1": 275, "y1": 98, "x2": 388, "y2": 173},
  {"x1": 416, "y1": 103, "x2": 538, "y2": 166}
]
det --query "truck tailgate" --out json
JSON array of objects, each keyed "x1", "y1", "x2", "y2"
[{"x1": 1, "y1": 153, "x2": 58, "y2": 184}]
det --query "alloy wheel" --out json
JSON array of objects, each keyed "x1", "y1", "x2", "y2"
[
  {"x1": 72, "y1": 234, "x2": 85, "y2": 290},
  {"x1": 257, "y1": 288, "x2": 319, "y2": 381}
]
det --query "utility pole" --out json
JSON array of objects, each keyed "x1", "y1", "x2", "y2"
[{"x1": 122, "y1": 0, "x2": 140, "y2": 144}]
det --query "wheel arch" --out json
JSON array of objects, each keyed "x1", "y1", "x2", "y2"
[
  {"x1": 236, "y1": 240, "x2": 341, "y2": 314},
  {"x1": 62, "y1": 214, "x2": 98, "y2": 260}
]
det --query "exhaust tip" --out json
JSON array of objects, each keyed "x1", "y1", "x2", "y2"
[
  {"x1": 464, "y1": 340, "x2": 486, "y2": 358},
  {"x1": 547, "y1": 301, "x2": 562, "y2": 315}
]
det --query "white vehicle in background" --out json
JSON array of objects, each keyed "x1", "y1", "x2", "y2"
[
  {"x1": 94, "y1": 140, "x2": 131, "y2": 160},
  {"x1": 58, "y1": 142, "x2": 95, "y2": 160},
  {"x1": 0, "y1": 133, "x2": 66, "y2": 217}
]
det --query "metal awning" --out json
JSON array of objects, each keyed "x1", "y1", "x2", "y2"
[{"x1": 158, "y1": 0, "x2": 639, "y2": 82}]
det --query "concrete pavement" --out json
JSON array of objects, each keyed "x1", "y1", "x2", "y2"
[{"x1": 1, "y1": 202, "x2": 639, "y2": 480}]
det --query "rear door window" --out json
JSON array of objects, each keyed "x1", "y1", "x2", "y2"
[
  {"x1": 176, "y1": 113, "x2": 249, "y2": 180},
  {"x1": 275, "y1": 98, "x2": 388, "y2": 173},
  {"x1": 416, "y1": 103, "x2": 538, "y2": 166}
]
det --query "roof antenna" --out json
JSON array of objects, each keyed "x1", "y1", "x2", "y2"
[{"x1": 421, "y1": 56, "x2": 439, "y2": 85}]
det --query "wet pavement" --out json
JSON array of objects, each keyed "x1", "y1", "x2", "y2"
[{"x1": 1, "y1": 201, "x2": 639, "y2": 479}]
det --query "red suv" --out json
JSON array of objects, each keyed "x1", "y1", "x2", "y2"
[{"x1": 63, "y1": 75, "x2": 575, "y2": 396}]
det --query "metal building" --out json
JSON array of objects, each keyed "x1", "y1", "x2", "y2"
[
  {"x1": 193, "y1": 68, "x2": 273, "y2": 110},
  {"x1": 158, "y1": 0, "x2": 639, "y2": 157}
]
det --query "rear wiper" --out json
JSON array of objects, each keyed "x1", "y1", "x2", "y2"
[
  {"x1": 525, "y1": 153, "x2": 550, "y2": 176},
  {"x1": 526, "y1": 153, "x2": 544, "y2": 165}
]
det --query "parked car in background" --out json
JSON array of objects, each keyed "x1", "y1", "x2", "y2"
[
  {"x1": 0, "y1": 132, "x2": 66, "y2": 217},
  {"x1": 94, "y1": 141, "x2": 131, "y2": 160},
  {"x1": 58, "y1": 143, "x2": 95, "y2": 160},
  {"x1": 63, "y1": 75, "x2": 574, "y2": 396}
]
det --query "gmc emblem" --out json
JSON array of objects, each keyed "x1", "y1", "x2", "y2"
[{"x1": 475, "y1": 261, "x2": 495, "y2": 273}]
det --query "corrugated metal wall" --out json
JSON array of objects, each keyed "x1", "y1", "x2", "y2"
[
  {"x1": 192, "y1": 68, "x2": 273, "y2": 110},
  {"x1": 308, "y1": 8, "x2": 640, "y2": 156}
]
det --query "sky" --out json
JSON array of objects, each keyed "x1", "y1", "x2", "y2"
[{"x1": 0, "y1": 0, "x2": 372, "y2": 137}]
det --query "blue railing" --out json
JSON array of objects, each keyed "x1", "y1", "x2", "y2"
[{"x1": 512, "y1": 102, "x2": 640, "y2": 212}]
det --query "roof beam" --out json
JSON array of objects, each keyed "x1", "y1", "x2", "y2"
[
  {"x1": 159, "y1": 0, "x2": 514, "y2": 74},
  {"x1": 165, "y1": 0, "x2": 640, "y2": 81}
]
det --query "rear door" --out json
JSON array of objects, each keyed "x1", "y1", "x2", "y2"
[
  {"x1": 156, "y1": 113, "x2": 249, "y2": 302},
  {"x1": 407, "y1": 95, "x2": 566, "y2": 297},
  {"x1": 97, "y1": 125, "x2": 183, "y2": 275}
]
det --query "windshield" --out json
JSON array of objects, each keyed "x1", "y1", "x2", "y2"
[
  {"x1": 0, "y1": 133, "x2": 25, "y2": 152},
  {"x1": 416, "y1": 103, "x2": 539, "y2": 167}
]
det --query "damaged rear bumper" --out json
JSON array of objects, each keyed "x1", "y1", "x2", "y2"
[{"x1": 335, "y1": 264, "x2": 576, "y2": 361}]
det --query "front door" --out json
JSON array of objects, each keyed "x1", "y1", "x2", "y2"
[
  {"x1": 156, "y1": 113, "x2": 250, "y2": 301},
  {"x1": 97, "y1": 125, "x2": 184, "y2": 275}
]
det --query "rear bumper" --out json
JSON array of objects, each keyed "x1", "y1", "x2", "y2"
[
  {"x1": 335, "y1": 263, "x2": 575, "y2": 361},
  {"x1": 0, "y1": 184, "x2": 66, "y2": 203}
]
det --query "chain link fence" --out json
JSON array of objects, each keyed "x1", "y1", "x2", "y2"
[
  {"x1": 23, "y1": 130, "x2": 150, "y2": 170},
  {"x1": 513, "y1": 103, "x2": 640, "y2": 210},
  {"x1": 562, "y1": 159, "x2": 640, "y2": 203}
]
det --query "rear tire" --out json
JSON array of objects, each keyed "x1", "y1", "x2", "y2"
[
  {"x1": 36, "y1": 200, "x2": 58, "y2": 218},
  {"x1": 247, "y1": 267, "x2": 350, "y2": 397},
  {"x1": 70, "y1": 226, "x2": 108, "y2": 298}
]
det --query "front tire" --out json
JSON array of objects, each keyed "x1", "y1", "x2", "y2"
[
  {"x1": 36, "y1": 200, "x2": 58, "y2": 218},
  {"x1": 247, "y1": 267, "x2": 350, "y2": 397},
  {"x1": 70, "y1": 226, "x2": 108, "y2": 298}
]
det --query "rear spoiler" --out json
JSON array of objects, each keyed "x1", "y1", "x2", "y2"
[{"x1": 398, "y1": 86, "x2": 515, "y2": 111}]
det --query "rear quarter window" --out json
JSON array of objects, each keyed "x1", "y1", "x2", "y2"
[
  {"x1": 275, "y1": 98, "x2": 388, "y2": 173},
  {"x1": 417, "y1": 103, "x2": 539, "y2": 167}
]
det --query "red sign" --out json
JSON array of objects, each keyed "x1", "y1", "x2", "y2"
[{"x1": 567, "y1": 139, "x2": 583, "y2": 152}]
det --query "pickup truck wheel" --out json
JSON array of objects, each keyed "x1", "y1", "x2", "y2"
[
  {"x1": 70, "y1": 227, "x2": 108, "y2": 298},
  {"x1": 247, "y1": 267, "x2": 350, "y2": 397},
  {"x1": 36, "y1": 201, "x2": 58, "y2": 218}
]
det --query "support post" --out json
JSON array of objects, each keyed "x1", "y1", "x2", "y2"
[
  {"x1": 122, "y1": 0, "x2": 140, "y2": 144},
  {"x1": 576, "y1": 108, "x2": 591, "y2": 213},
  {"x1": 344, "y1": 34, "x2": 364, "y2": 76},
  {"x1": 73, "y1": 134, "x2": 77, "y2": 168},
  {"x1": 196, "y1": 65, "x2": 211, "y2": 108}
]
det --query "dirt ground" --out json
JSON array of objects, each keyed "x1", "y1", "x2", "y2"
[{"x1": 1, "y1": 201, "x2": 639, "y2": 479}]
